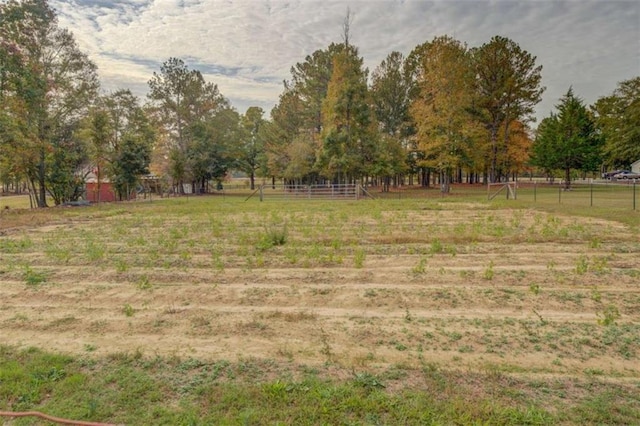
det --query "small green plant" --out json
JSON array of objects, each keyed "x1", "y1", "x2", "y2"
[
  {"x1": 575, "y1": 255, "x2": 589, "y2": 275},
  {"x1": 353, "y1": 372, "x2": 385, "y2": 390},
  {"x1": 404, "y1": 308, "x2": 413, "y2": 323},
  {"x1": 590, "y1": 256, "x2": 609, "y2": 274},
  {"x1": 23, "y1": 266, "x2": 47, "y2": 286},
  {"x1": 529, "y1": 283, "x2": 541, "y2": 295},
  {"x1": 430, "y1": 239, "x2": 443, "y2": 254},
  {"x1": 354, "y1": 248, "x2": 366, "y2": 269},
  {"x1": 411, "y1": 257, "x2": 427, "y2": 274},
  {"x1": 86, "y1": 239, "x2": 106, "y2": 262},
  {"x1": 591, "y1": 287, "x2": 602, "y2": 303},
  {"x1": 137, "y1": 275, "x2": 152, "y2": 290},
  {"x1": 483, "y1": 261, "x2": 495, "y2": 280},
  {"x1": 257, "y1": 222, "x2": 288, "y2": 251},
  {"x1": 122, "y1": 304, "x2": 135, "y2": 317},
  {"x1": 115, "y1": 259, "x2": 129, "y2": 273},
  {"x1": 597, "y1": 305, "x2": 620, "y2": 326}
]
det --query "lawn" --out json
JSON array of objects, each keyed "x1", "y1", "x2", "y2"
[{"x1": 0, "y1": 190, "x2": 639, "y2": 424}]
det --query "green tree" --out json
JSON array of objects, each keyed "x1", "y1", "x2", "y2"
[
  {"x1": 85, "y1": 108, "x2": 110, "y2": 203},
  {"x1": 318, "y1": 44, "x2": 376, "y2": 183},
  {"x1": 593, "y1": 77, "x2": 640, "y2": 167},
  {"x1": 409, "y1": 36, "x2": 478, "y2": 193},
  {"x1": 267, "y1": 43, "x2": 347, "y2": 185},
  {"x1": 239, "y1": 106, "x2": 266, "y2": 190},
  {"x1": 472, "y1": 36, "x2": 544, "y2": 183},
  {"x1": 262, "y1": 88, "x2": 306, "y2": 183},
  {"x1": 188, "y1": 107, "x2": 241, "y2": 192},
  {"x1": 0, "y1": 0, "x2": 99, "y2": 207},
  {"x1": 80, "y1": 90, "x2": 154, "y2": 202},
  {"x1": 110, "y1": 134, "x2": 151, "y2": 200},
  {"x1": 370, "y1": 51, "x2": 413, "y2": 190},
  {"x1": 148, "y1": 58, "x2": 228, "y2": 193},
  {"x1": 532, "y1": 88, "x2": 601, "y2": 189}
]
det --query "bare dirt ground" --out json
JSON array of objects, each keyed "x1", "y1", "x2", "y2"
[{"x1": 1, "y1": 200, "x2": 639, "y2": 383}]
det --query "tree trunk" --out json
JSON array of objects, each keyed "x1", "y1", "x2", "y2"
[
  {"x1": 564, "y1": 167, "x2": 571, "y2": 190},
  {"x1": 38, "y1": 147, "x2": 47, "y2": 208}
]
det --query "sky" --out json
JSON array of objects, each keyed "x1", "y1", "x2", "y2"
[{"x1": 50, "y1": 0, "x2": 639, "y2": 125}]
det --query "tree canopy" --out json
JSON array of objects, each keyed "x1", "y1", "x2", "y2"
[{"x1": 1, "y1": 0, "x2": 637, "y2": 204}]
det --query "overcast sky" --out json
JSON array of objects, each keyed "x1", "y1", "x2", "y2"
[{"x1": 51, "y1": 0, "x2": 639, "y2": 125}]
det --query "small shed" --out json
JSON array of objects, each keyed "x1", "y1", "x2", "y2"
[
  {"x1": 85, "y1": 173, "x2": 135, "y2": 203},
  {"x1": 85, "y1": 181, "x2": 117, "y2": 203},
  {"x1": 631, "y1": 159, "x2": 640, "y2": 174}
]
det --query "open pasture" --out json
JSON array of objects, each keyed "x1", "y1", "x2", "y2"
[{"x1": 1, "y1": 194, "x2": 639, "y2": 423}]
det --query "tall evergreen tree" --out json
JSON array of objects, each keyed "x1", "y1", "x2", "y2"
[
  {"x1": 532, "y1": 88, "x2": 601, "y2": 189},
  {"x1": 370, "y1": 51, "x2": 413, "y2": 190},
  {"x1": 593, "y1": 77, "x2": 640, "y2": 167},
  {"x1": 148, "y1": 58, "x2": 228, "y2": 193},
  {"x1": 318, "y1": 44, "x2": 376, "y2": 183}
]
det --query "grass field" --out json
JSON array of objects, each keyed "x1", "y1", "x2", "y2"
[{"x1": 0, "y1": 187, "x2": 639, "y2": 424}]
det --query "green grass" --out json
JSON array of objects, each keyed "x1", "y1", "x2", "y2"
[
  {"x1": 1, "y1": 190, "x2": 640, "y2": 424},
  {"x1": 2, "y1": 345, "x2": 638, "y2": 425}
]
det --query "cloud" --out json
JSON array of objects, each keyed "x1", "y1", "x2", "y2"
[{"x1": 52, "y1": 0, "x2": 639, "y2": 121}]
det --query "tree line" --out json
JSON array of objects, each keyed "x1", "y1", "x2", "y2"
[{"x1": 1, "y1": 0, "x2": 638, "y2": 207}]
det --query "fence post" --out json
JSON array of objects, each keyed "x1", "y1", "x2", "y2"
[
  {"x1": 590, "y1": 181, "x2": 593, "y2": 207},
  {"x1": 534, "y1": 182, "x2": 537, "y2": 202},
  {"x1": 558, "y1": 186, "x2": 561, "y2": 204},
  {"x1": 259, "y1": 185, "x2": 263, "y2": 202}
]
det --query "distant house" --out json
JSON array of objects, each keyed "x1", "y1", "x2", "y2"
[{"x1": 632, "y1": 160, "x2": 640, "y2": 174}]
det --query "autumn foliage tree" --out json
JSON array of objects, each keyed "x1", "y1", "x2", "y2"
[
  {"x1": 472, "y1": 36, "x2": 544, "y2": 183},
  {"x1": 410, "y1": 36, "x2": 479, "y2": 192},
  {"x1": 0, "y1": 0, "x2": 99, "y2": 206}
]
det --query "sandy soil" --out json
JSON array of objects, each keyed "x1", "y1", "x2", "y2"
[{"x1": 1, "y1": 204, "x2": 639, "y2": 381}]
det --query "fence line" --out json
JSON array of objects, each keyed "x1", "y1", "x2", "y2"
[
  {"x1": 250, "y1": 184, "x2": 372, "y2": 201},
  {"x1": 493, "y1": 180, "x2": 638, "y2": 210}
]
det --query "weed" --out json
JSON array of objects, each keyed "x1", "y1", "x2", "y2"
[
  {"x1": 591, "y1": 256, "x2": 610, "y2": 274},
  {"x1": 597, "y1": 305, "x2": 620, "y2": 326},
  {"x1": 23, "y1": 266, "x2": 47, "y2": 286},
  {"x1": 354, "y1": 248, "x2": 366, "y2": 269},
  {"x1": 404, "y1": 308, "x2": 413, "y2": 322},
  {"x1": 352, "y1": 371, "x2": 385, "y2": 390},
  {"x1": 529, "y1": 283, "x2": 541, "y2": 295},
  {"x1": 137, "y1": 274, "x2": 152, "y2": 290},
  {"x1": 364, "y1": 289, "x2": 377, "y2": 298},
  {"x1": 319, "y1": 328, "x2": 333, "y2": 362},
  {"x1": 257, "y1": 222, "x2": 288, "y2": 251},
  {"x1": 483, "y1": 261, "x2": 495, "y2": 280},
  {"x1": 115, "y1": 258, "x2": 129, "y2": 273},
  {"x1": 412, "y1": 257, "x2": 427, "y2": 274},
  {"x1": 122, "y1": 304, "x2": 135, "y2": 317},
  {"x1": 575, "y1": 255, "x2": 589, "y2": 275}
]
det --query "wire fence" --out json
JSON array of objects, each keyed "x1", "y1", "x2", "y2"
[
  {"x1": 505, "y1": 181, "x2": 639, "y2": 210},
  {"x1": 246, "y1": 184, "x2": 373, "y2": 201}
]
